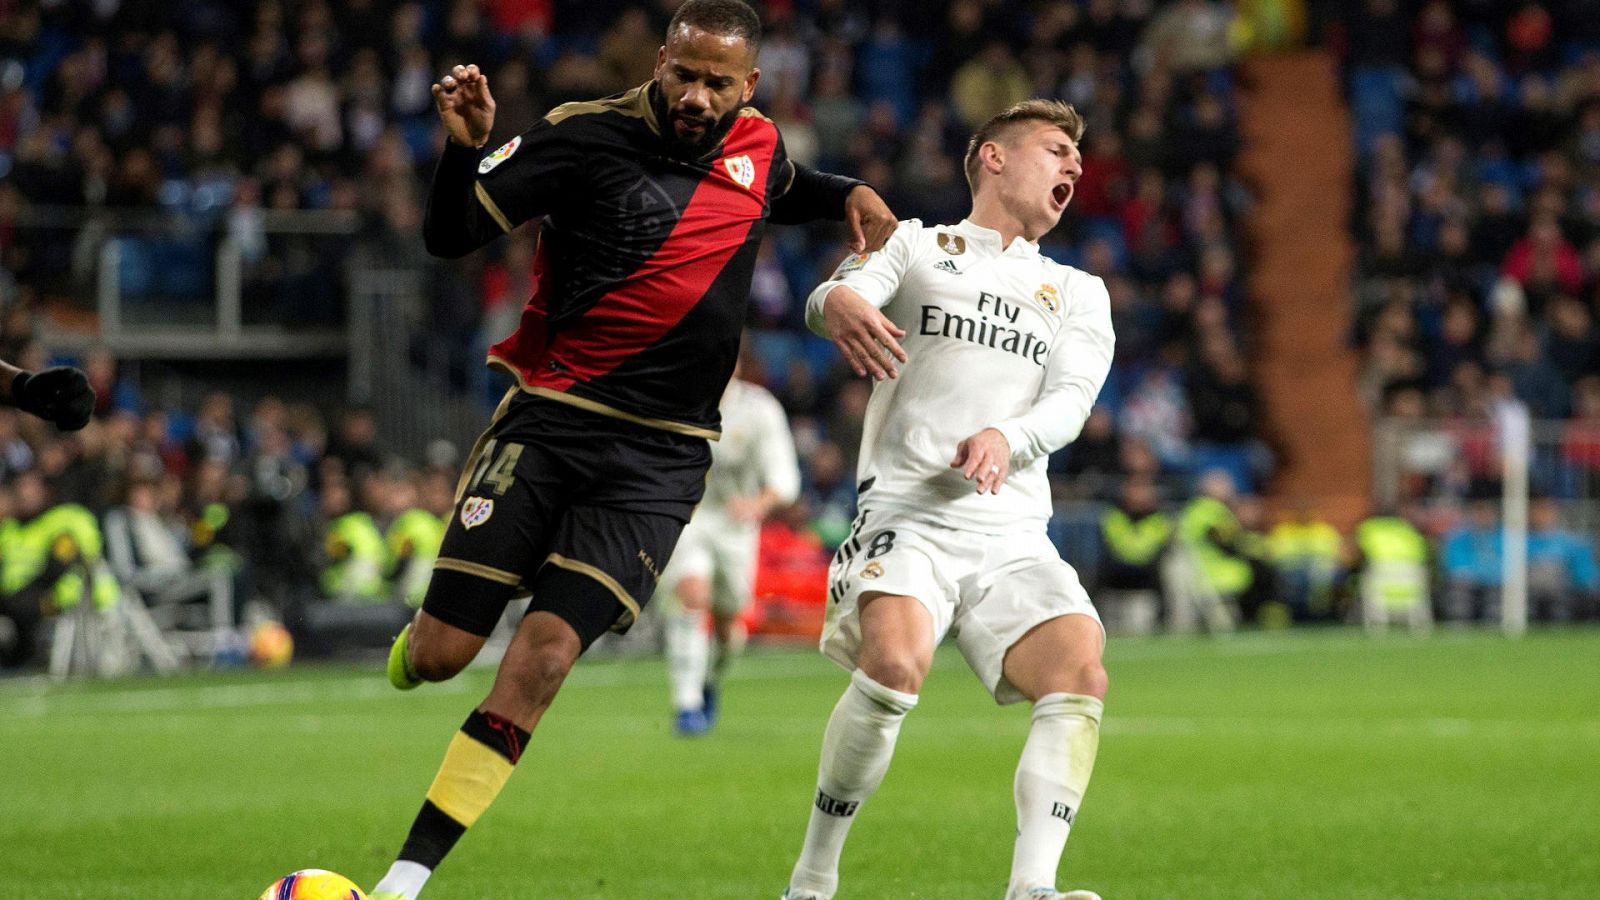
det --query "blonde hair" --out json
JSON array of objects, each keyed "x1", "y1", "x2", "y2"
[{"x1": 963, "y1": 99, "x2": 1087, "y2": 192}]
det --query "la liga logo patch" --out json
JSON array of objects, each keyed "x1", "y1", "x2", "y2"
[
  {"x1": 460, "y1": 496, "x2": 495, "y2": 529},
  {"x1": 479, "y1": 135, "x2": 520, "y2": 174}
]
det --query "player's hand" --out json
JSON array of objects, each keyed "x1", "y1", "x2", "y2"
[
  {"x1": 12, "y1": 366, "x2": 95, "y2": 431},
  {"x1": 821, "y1": 285, "x2": 907, "y2": 381},
  {"x1": 951, "y1": 428, "x2": 1011, "y2": 495},
  {"x1": 844, "y1": 185, "x2": 895, "y2": 254},
  {"x1": 726, "y1": 495, "x2": 766, "y2": 523},
  {"x1": 433, "y1": 64, "x2": 496, "y2": 148}
]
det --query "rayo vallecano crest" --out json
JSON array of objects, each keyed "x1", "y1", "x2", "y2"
[
  {"x1": 1034, "y1": 282, "x2": 1061, "y2": 313},
  {"x1": 460, "y1": 496, "x2": 494, "y2": 529},
  {"x1": 937, "y1": 232, "x2": 966, "y2": 255},
  {"x1": 723, "y1": 154, "x2": 756, "y2": 189}
]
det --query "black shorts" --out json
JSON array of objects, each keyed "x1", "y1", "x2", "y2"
[{"x1": 422, "y1": 391, "x2": 710, "y2": 649}]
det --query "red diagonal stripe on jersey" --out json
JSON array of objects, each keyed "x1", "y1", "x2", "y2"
[{"x1": 522, "y1": 116, "x2": 776, "y2": 388}]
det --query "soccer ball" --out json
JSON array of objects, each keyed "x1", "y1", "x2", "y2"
[
  {"x1": 258, "y1": 868, "x2": 366, "y2": 900},
  {"x1": 248, "y1": 620, "x2": 294, "y2": 668}
]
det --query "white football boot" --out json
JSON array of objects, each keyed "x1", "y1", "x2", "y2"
[
  {"x1": 780, "y1": 888, "x2": 832, "y2": 900},
  {"x1": 1006, "y1": 887, "x2": 1103, "y2": 900}
]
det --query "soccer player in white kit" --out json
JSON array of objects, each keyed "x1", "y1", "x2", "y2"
[
  {"x1": 659, "y1": 346, "x2": 801, "y2": 735},
  {"x1": 781, "y1": 100, "x2": 1114, "y2": 900}
]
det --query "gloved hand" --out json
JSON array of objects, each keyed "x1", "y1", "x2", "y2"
[{"x1": 12, "y1": 366, "x2": 96, "y2": 431}]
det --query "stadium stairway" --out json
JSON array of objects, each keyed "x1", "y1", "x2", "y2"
[{"x1": 1240, "y1": 51, "x2": 1370, "y2": 531}]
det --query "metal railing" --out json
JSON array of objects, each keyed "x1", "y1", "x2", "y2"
[
  {"x1": 347, "y1": 268, "x2": 491, "y2": 461},
  {"x1": 14, "y1": 205, "x2": 357, "y2": 357},
  {"x1": 1372, "y1": 416, "x2": 1600, "y2": 533}
]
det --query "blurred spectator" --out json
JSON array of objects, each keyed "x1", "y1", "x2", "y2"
[
  {"x1": 1054, "y1": 406, "x2": 1122, "y2": 500},
  {"x1": 82, "y1": 347, "x2": 142, "y2": 418},
  {"x1": 1140, "y1": 0, "x2": 1239, "y2": 75},
  {"x1": 1440, "y1": 498, "x2": 1503, "y2": 622},
  {"x1": 187, "y1": 391, "x2": 241, "y2": 467},
  {"x1": 801, "y1": 440, "x2": 855, "y2": 550},
  {"x1": 1526, "y1": 496, "x2": 1598, "y2": 622},
  {"x1": 1268, "y1": 500, "x2": 1344, "y2": 622},
  {"x1": 386, "y1": 467, "x2": 451, "y2": 609},
  {"x1": 950, "y1": 41, "x2": 1032, "y2": 130},
  {"x1": 1171, "y1": 469, "x2": 1250, "y2": 630},
  {"x1": 1353, "y1": 504, "x2": 1432, "y2": 634},
  {"x1": 1097, "y1": 476, "x2": 1170, "y2": 633},
  {"x1": 324, "y1": 406, "x2": 383, "y2": 481},
  {"x1": 316, "y1": 475, "x2": 386, "y2": 604}
]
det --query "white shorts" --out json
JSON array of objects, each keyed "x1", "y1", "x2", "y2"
[
  {"x1": 821, "y1": 511, "x2": 1102, "y2": 705},
  {"x1": 657, "y1": 513, "x2": 760, "y2": 616}
]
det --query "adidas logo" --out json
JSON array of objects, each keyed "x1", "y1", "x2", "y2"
[{"x1": 934, "y1": 259, "x2": 959, "y2": 274}]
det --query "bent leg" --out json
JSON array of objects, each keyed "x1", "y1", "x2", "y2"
[
  {"x1": 374, "y1": 608, "x2": 588, "y2": 900},
  {"x1": 789, "y1": 593, "x2": 932, "y2": 898},
  {"x1": 405, "y1": 608, "x2": 491, "y2": 683}
]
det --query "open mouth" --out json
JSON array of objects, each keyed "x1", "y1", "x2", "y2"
[{"x1": 1051, "y1": 183, "x2": 1071, "y2": 209}]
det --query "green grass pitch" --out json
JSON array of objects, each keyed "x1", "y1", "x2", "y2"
[{"x1": 2, "y1": 629, "x2": 1597, "y2": 899}]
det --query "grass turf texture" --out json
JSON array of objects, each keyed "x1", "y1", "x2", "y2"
[{"x1": 1, "y1": 629, "x2": 1597, "y2": 899}]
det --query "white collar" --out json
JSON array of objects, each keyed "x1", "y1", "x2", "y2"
[{"x1": 951, "y1": 218, "x2": 1041, "y2": 257}]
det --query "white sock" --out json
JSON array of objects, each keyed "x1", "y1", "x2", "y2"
[
  {"x1": 789, "y1": 669, "x2": 918, "y2": 897},
  {"x1": 1009, "y1": 693, "x2": 1103, "y2": 894},
  {"x1": 665, "y1": 610, "x2": 709, "y2": 711},
  {"x1": 373, "y1": 860, "x2": 431, "y2": 899}
]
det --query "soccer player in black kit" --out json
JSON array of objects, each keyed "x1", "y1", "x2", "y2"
[{"x1": 369, "y1": 3, "x2": 899, "y2": 897}]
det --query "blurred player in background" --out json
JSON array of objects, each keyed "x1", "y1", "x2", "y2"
[
  {"x1": 781, "y1": 100, "x2": 1113, "y2": 900},
  {"x1": 660, "y1": 338, "x2": 800, "y2": 735},
  {"x1": 0, "y1": 360, "x2": 94, "y2": 432},
  {"x1": 368, "y1": 2, "x2": 895, "y2": 898}
]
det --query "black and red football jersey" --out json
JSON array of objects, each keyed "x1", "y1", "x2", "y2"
[{"x1": 424, "y1": 82, "x2": 860, "y2": 439}]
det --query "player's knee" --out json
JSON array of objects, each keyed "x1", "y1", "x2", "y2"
[
  {"x1": 673, "y1": 576, "x2": 711, "y2": 613},
  {"x1": 1071, "y1": 659, "x2": 1108, "y2": 701},
  {"x1": 411, "y1": 641, "x2": 473, "y2": 683},
  {"x1": 508, "y1": 639, "x2": 579, "y2": 708},
  {"x1": 859, "y1": 655, "x2": 927, "y2": 695}
]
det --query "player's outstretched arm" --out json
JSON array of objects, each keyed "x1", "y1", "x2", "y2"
[
  {"x1": 1, "y1": 360, "x2": 95, "y2": 431},
  {"x1": 841, "y1": 186, "x2": 896, "y2": 254},
  {"x1": 770, "y1": 164, "x2": 896, "y2": 253},
  {"x1": 422, "y1": 64, "x2": 508, "y2": 259},
  {"x1": 819, "y1": 285, "x2": 907, "y2": 381}
]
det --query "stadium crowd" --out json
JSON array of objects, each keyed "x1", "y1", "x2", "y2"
[
  {"x1": 1342, "y1": 0, "x2": 1600, "y2": 498},
  {"x1": 3, "y1": 0, "x2": 1592, "y2": 671}
]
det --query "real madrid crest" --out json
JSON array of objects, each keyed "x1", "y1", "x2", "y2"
[
  {"x1": 860, "y1": 560, "x2": 884, "y2": 579},
  {"x1": 1034, "y1": 282, "x2": 1061, "y2": 313},
  {"x1": 937, "y1": 232, "x2": 967, "y2": 255}
]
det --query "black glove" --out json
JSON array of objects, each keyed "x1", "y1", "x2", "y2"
[{"x1": 12, "y1": 366, "x2": 96, "y2": 431}]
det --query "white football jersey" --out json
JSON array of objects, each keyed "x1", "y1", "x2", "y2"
[
  {"x1": 694, "y1": 377, "x2": 801, "y2": 537},
  {"x1": 806, "y1": 218, "x2": 1114, "y2": 534}
]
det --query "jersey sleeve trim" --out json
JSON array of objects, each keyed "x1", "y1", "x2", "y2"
[{"x1": 475, "y1": 182, "x2": 514, "y2": 233}]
